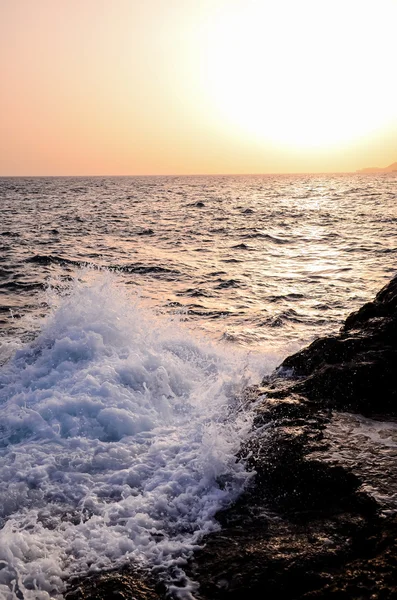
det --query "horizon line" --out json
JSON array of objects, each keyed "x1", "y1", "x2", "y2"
[{"x1": 0, "y1": 170, "x2": 365, "y2": 178}]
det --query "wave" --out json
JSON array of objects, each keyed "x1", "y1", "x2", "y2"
[
  {"x1": 25, "y1": 255, "x2": 84, "y2": 267},
  {"x1": 267, "y1": 293, "x2": 305, "y2": 302},
  {"x1": 215, "y1": 279, "x2": 241, "y2": 290},
  {"x1": 0, "y1": 281, "x2": 45, "y2": 292},
  {"x1": 181, "y1": 288, "x2": 214, "y2": 298},
  {"x1": 260, "y1": 308, "x2": 309, "y2": 328},
  {"x1": 0, "y1": 272, "x2": 267, "y2": 599},
  {"x1": 24, "y1": 256, "x2": 181, "y2": 278},
  {"x1": 114, "y1": 264, "x2": 180, "y2": 276},
  {"x1": 135, "y1": 228, "x2": 155, "y2": 236},
  {"x1": 231, "y1": 243, "x2": 253, "y2": 251},
  {"x1": 240, "y1": 231, "x2": 289, "y2": 244}
]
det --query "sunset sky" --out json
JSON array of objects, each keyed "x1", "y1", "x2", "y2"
[{"x1": 1, "y1": 0, "x2": 396, "y2": 176}]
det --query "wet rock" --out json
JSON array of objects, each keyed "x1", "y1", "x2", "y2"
[
  {"x1": 266, "y1": 275, "x2": 397, "y2": 417},
  {"x1": 187, "y1": 276, "x2": 397, "y2": 598},
  {"x1": 65, "y1": 568, "x2": 163, "y2": 600},
  {"x1": 187, "y1": 393, "x2": 396, "y2": 599}
]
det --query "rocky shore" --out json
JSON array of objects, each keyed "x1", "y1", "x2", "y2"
[{"x1": 66, "y1": 276, "x2": 397, "y2": 600}]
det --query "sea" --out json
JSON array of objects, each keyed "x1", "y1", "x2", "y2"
[{"x1": 0, "y1": 173, "x2": 396, "y2": 599}]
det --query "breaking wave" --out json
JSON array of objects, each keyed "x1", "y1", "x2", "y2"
[{"x1": 0, "y1": 272, "x2": 270, "y2": 599}]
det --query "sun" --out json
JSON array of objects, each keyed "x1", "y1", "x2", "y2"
[{"x1": 201, "y1": 0, "x2": 397, "y2": 149}]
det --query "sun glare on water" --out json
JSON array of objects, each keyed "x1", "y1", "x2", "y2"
[{"x1": 201, "y1": 0, "x2": 397, "y2": 149}]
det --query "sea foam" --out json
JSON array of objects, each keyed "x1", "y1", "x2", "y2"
[{"x1": 0, "y1": 273, "x2": 269, "y2": 599}]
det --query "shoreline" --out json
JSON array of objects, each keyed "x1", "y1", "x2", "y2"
[{"x1": 66, "y1": 275, "x2": 397, "y2": 599}]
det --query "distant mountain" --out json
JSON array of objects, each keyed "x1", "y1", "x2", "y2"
[{"x1": 357, "y1": 161, "x2": 397, "y2": 173}]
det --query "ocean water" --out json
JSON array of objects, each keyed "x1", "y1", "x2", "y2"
[
  {"x1": 1, "y1": 174, "x2": 396, "y2": 351},
  {"x1": 0, "y1": 174, "x2": 396, "y2": 598}
]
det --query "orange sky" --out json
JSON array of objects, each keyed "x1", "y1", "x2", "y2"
[{"x1": 1, "y1": 0, "x2": 396, "y2": 176}]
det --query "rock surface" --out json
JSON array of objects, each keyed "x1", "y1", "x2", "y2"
[
  {"x1": 66, "y1": 276, "x2": 397, "y2": 599},
  {"x1": 266, "y1": 274, "x2": 397, "y2": 416}
]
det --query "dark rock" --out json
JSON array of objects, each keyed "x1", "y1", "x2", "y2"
[
  {"x1": 187, "y1": 392, "x2": 396, "y2": 599},
  {"x1": 265, "y1": 275, "x2": 397, "y2": 416},
  {"x1": 187, "y1": 276, "x2": 397, "y2": 598},
  {"x1": 65, "y1": 568, "x2": 164, "y2": 600}
]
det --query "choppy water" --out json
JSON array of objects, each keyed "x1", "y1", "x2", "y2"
[
  {"x1": 1, "y1": 174, "x2": 396, "y2": 351},
  {"x1": 0, "y1": 174, "x2": 396, "y2": 599}
]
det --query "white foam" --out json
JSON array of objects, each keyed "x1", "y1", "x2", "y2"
[{"x1": 0, "y1": 272, "x2": 271, "y2": 599}]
